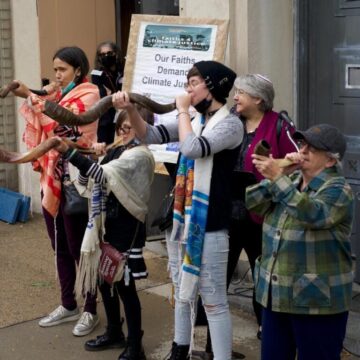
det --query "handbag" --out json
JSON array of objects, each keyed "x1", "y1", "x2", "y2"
[
  {"x1": 63, "y1": 181, "x2": 88, "y2": 216},
  {"x1": 151, "y1": 186, "x2": 174, "y2": 232},
  {"x1": 99, "y1": 242, "x2": 127, "y2": 285},
  {"x1": 99, "y1": 223, "x2": 139, "y2": 286}
]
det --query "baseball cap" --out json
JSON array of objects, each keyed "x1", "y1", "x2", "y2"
[{"x1": 293, "y1": 124, "x2": 346, "y2": 159}]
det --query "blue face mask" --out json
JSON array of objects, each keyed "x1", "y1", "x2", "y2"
[{"x1": 61, "y1": 81, "x2": 76, "y2": 97}]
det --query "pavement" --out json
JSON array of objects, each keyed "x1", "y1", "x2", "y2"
[{"x1": 0, "y1": 214, "x2": 359, "y2": 359}]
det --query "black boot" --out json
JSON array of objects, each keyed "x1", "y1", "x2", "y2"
[
  {"x1": 166, "y1": 342, "x2": 190, "y2": 360},
  {"x1": 191, "y1": 350, "x2": 213, "y2": 360},
  {"x1": 85, "y1": 324, "x2": 126, "y2": 351},
  {"x1": 118, "y1": 331, "x2": 146, "y2": 360}
]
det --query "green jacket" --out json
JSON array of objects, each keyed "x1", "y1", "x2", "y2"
[{"x1": 246, "y1": 166, "x2": 354, "y2": 314}]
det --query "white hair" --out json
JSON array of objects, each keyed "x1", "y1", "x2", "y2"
[{"x1": 234, "y1": 74, "x2": 275, "y2": 112}]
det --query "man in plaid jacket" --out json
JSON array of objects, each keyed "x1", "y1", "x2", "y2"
[{"x1": 246, "y1": 124, "x2": 354, "y2": 360}]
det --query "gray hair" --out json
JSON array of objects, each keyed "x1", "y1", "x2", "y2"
[
  {"x1": 234, "y1": 74, "x2": 275, "y2": 112},
  {"x1": 327, "y1": 151, "x2": 342, "y2": 168}
]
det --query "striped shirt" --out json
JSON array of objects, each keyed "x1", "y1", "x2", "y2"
[
  {"x1": 66, "y1": 146, "x2": 148, "y2": 280},
  {"x1": 246, "y1": 166, "x2": 354, "y2": 315},
  {"x1": 144, "y1": 113, "x2": 243, "y2": 231}
]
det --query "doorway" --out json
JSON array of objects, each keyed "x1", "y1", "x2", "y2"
[
  {"x1": 115, "y1": 0, "x2": 179, "y2": 58},
  {"x1": 297, "y1": 0, "x2": 360, "y2": 280}
]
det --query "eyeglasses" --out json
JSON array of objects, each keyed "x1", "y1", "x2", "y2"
[
  {"x1": 118, "y1": 125, "x2": 132, "y2": 134},
  {"x1": 184, "y1": 81, "x2": 205, "y2": 90},
  {"x1": 99, "y1": 51, "x2": 115, "y2": 58},
  {"x1": 297, "y1": 140, "x2": 319, "y2": 153}
]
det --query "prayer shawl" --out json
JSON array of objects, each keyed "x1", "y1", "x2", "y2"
[
  {"x1": 75, "y1": 146, "x2": 155, "y2": 296},
  {"x1": 20, "y1": 82, "x2": 99, "y2": 216},
  {"x1": 169, "y1": 105, "x2": 230, "y2": 302}
]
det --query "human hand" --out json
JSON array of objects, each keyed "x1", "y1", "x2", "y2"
[
  {"x1": 252, "y1": 154, "x2": 283, "y2": 181},
  {"x1": 176, "y1": 93, "x2": 192, "y2": 112},
  {"x1": 92, "y1": 142, "x2": 107, "y2": 156},
  {"x1": 42, "y1": 81, "x2": 59, "y2": 95},
  {"x1": 53, "y1": 136, "x2": 70, "y2": 153},
  {"x1": 112, "y1": 91, "x2": 133, "y2": 110},
  {"x1": 11, "y1": 80, "x2": 31, "y2": 98},
  {"x1": 28, "y1": 94, "x2": 46, "y2": 113},
  {"x1": 281, "y1": 152, "x2": 303, "y2": 175}
]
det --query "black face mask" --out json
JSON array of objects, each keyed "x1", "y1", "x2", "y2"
[
  {"x1": 100, "y1": 54, "x2": 117, "y2": 69},
  {"x1": 194, "y1": 98, "x2": 212, "y2": 114}
]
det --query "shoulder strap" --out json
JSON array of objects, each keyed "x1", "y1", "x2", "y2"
[{"x1": 128, "y1": 221, "x2": 140, "y2": 254}]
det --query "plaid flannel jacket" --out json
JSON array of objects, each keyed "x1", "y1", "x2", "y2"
[{"x1": 246, "y1": 166, "x2": 354, "y2": 315}]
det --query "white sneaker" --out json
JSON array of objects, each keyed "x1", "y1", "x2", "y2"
[
  {"x1": 39, "y1": 305, "x2": 80, "y2": 327},
  {"x1": 72, "y1": 312, "x2": 99, "y2": 337}
]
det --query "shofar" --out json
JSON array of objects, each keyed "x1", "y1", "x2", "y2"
[
  {"x1": 0, "y1": 138, "x2": 62, "y2": 163},
  {"x1": 0, "y1": 138, "x2": 97, "y2": 164},
  {"x1": 253, "y1": 140, "x2": 294, "y2": 168},
  {"x1": 1, "y1": 80, "x2": 177, "y2": 125},
  {"x1": 43, "y1": 93, "x2": 176, "y2": 126}
]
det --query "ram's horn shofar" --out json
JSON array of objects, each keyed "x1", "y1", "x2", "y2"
[
  {"x1": 0, "y1": 80, "x2": 21, "y2": 98},
  {"x1": 0, "y1": 137, "x2": 100, "y2": 164},
  {"x1": 0, "y1": 137, "x2": 62, "y2": 163},
  {"x1": 43, "y1": 93, "x2": 177, "y2": 126},
  {"x1": 0, "y1": 80, "x2": 48, "y2": 98},
  {"x1": 253, "y1": 139, "x2": 294, "y2": 168}
]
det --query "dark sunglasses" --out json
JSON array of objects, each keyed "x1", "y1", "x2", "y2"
[{"x1": 99, "y1": 51, "x2": 116, "y2": 58}]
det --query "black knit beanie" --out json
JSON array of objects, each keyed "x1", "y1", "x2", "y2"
[{"x1": 194, "y1": 60, "x2": 236, "y2": 104}]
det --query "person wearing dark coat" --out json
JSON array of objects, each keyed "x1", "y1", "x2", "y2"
[{"x1": 91, "y1": 41, "x2": 124, "y2": 145}]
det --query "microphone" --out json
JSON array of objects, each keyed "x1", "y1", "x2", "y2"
[
  {"x1": 279, "y1": 110, "x2": 299, "y2": 151},
  {"x1": 278, "y1": 110, "x2": 295, "y2": 128}
]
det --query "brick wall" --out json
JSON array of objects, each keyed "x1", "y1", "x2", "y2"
[{"x1": 0, "y1": 0, "x2": 18, "y2": 190}]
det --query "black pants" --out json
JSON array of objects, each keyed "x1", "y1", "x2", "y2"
[
  {"x1": 99, "y1": 276, "x2": 142, "y2": 345},
  {"x1": 227, "y1": 216, "x2": 263, "y2": 325}
]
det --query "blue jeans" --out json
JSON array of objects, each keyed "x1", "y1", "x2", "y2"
[
  {"x1": 166, "y1": 229, "x2": 232, "y2": 360},
  {"x1": 261, "y1": 307, "x2": 348, "y2": 360}
]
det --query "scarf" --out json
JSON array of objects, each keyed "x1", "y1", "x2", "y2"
[
  {"x1": 169, "y1": 105, "x2": 230, "y2": 302},
  {"x1": 243, "y1": 110, "x2": 297, "y2": 224},
  {"x1": 20, "y1": 82, "x2": 99, "y2": 216},
  {"x1": 75, "y1": 146, "x2": 155, "y2": 296}
]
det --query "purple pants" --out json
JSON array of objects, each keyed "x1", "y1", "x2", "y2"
[{"x1": 42, "y1": 193, "x2": 97, "y2": 314}]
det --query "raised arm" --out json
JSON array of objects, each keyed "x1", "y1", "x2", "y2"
[
  {"x1": 112, "y1": 91, "x2": 147, "y2": 140},
  {"x1": 175, "y1": 93, "x2": 193, "y2": 143}
]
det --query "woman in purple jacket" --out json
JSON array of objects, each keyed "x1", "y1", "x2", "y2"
[
  {"x1": 194, "y1": 74, "x2": 298, "y2": 360},
  {"x1": 231, "y1": 74, "x2": 298, "y2": 333}
]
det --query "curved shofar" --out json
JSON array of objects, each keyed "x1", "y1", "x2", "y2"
[
  {"x1": 0, "y1": 80, "x2": 21, "y2": 98},
  {"x1": 43, "y1": 93, "x2": 177, "y2": 126},
  {"x1": 253, "y1": 139, "x2": 294, "y2": 168},
  {"x1": 0, "y1": 138, "x2": 96, "y2": 163},
  {"x1": 0, "y1": 137, "x2": 61, "y2": 163},
  {"x1": 0, "y1": 79, "x2": 48, "y2": 98},
  {"x1": 1, "y1": 80, "x2": 176, "y2": 124}
]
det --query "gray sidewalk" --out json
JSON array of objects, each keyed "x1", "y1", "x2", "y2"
[
  {"x1": 0, "y1": 216, "x2": 261, "y2": 360},
  {"x1": 1, "y1": 216, "x2": 359, "y2": 359},
  {"x1": 0, "y1": 282, "x2": 261, "y2": 360}
]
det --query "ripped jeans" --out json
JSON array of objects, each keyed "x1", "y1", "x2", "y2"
[{"x1": 166, "y1": 229, "x2": 232, "y2": 360}]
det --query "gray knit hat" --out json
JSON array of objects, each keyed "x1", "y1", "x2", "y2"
[
  {"x1": 293, "y1": 124, "x2": 347, "y2": 159},
  {"x1": 234, "y1": 74, "x2": 275, "y2": 112}
]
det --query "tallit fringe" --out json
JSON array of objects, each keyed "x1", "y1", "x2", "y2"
[
  {"x1": 179, "y1": 269, "x2": 199, "y2": 302},
  {"x1": 75, "y1": 247, "x2": 101, "y2": 299}
]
